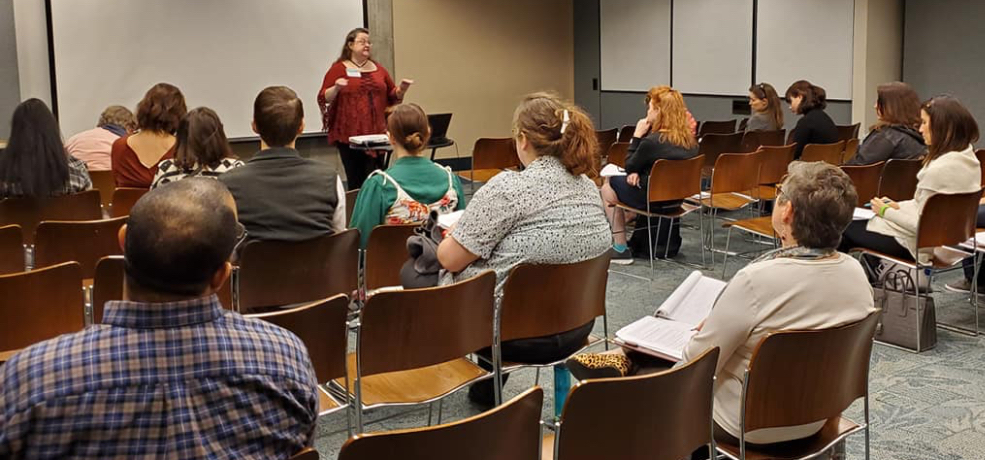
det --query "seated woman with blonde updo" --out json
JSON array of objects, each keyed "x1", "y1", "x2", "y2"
[{"x1": 348, "y1": 103, "x2": 466, "y2": 248}]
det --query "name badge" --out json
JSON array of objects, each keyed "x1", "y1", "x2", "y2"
[{"x1": 346, "y1": 68, "x2": 362, "y2": 78}]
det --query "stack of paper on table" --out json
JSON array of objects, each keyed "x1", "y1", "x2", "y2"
[{"x1": 615, "y1": 270, "x2": 727, "y2": 361}]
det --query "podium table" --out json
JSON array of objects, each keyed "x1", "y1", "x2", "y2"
[{"x1": 348, "y1": 138, "x2": 456, "y2": 167}]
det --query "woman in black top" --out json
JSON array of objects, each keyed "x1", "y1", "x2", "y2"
[
  {"x1": 845, "y1": 82, "x2": 926, "y2": 165},
  {"x1": 601, "y1": 86, "x2": 698, "y2": 264},
  {"x1": 786, "y1": 80, "x2": 839, "y2": 159}
]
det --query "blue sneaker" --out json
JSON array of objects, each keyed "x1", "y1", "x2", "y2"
[{"x1": 610, "y1": 247, "x2": 634, "y2": 265}]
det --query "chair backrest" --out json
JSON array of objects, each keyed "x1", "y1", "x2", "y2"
[
  {"x1": 89, "y1": 170, "x2": 116, "y2": 209},
  {"x1": 249, "y1": 295, "x2": 349, "y2": 383},
  {"x1": 698, "y1": 119, "x2": 737, "y2": 137},
  {"x1": 840, "y1": 162, "x2": 885, "y2": 206},
  {"x1": 0, "y1": 190, "x2": 102, "y2": 245},
  {"x1": 975, "y1": 149, "x2": 985, "y2": 186},
  {"x1": 617, "y1": 125, "x2": 635, "y2": 143},
  {"x1": 757, "y1": 144, "x2": 796, "y2": 186},
  {"x1": 0, "y1": 261, "x2": 85, "y2": 351},
  {"x1": 92, "y1": 255, "x2": 235, "y2": 323},
  {"x1": 836, "y1": 123, "x2": 861, "y2": 141},
  {"x1": 365, "y1": 223, "x2": 418, "y2": 290},
  {"x1": 110, "y1": 187, "x2": 148, "y2": 218},
  {"x1": 697, "y1": 132, "x2": 744, "y2": 168},
  {"x1": 878, "y1": 158, "x2": 923, "y2": 201},
  {"x1": 338, "y1": 387, "x2": 543, "y2": 460},
  {"x1": 358, "y1": 270, "x2": 495, "y2": 376},
  {"x1": 34, "y1": 216, "x2": 127, "y2": 279},
  {"x1": 237, "y1": 229, "x2": 359, "y2": 312},
  {"x1": 842, "y1": 138, "x2": 860, "y2": 164},
  {"x1": 605, "y1": 142, "x2": 630, "y2": 168},
  {"x1": 742, "y1": 312, "x2": 879, "y2": 432},
  {"x1": 711, "y1": 152, "x2": 762, "y2": 196},
  {"x1": 646, "y1": 155, "x2": 704, "y2": 203},
  {"x1": 0, "y1": 224, "x2": 23, "y2": 275},
  {"x1": 739, "y1": 129, "x2": 786, "y2": 153},
  {"x1": 471, "y1": 137, "x2": 519, "y2": 170},
  {"x1": 555, "y1": 348, "x2": 719, "y2": 460},
  {"x1": 345, "y1": 189, "x2": 359, "y2": 225},
  {"x1": 595, "y1": 128, "x2": 618, "y2": 160},
  {"x1": 800, "y1": 141, "x2": 846, "y2": 165},
  {"x1": 738, "y1": 117, "x2": 749, "y2": 132},
  {"x1": 499, "y1": 252, "x2": 610, "y2": 342},
  {"x1": 289, "y1": 447, "x2": 320, "y2": 460},
  {"x1": 916, "y1": 189, "x2": 983, "y2": 250}
]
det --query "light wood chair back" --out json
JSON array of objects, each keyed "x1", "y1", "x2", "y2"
[
  {"x1": 0, "y1": 224, "x2": 24, "y2": 275},
  {"x1": 0, "y1": 190, "x2": 102, "y2": 245},
  {"x1": 237, "y1": 229, "x2": 359, "y2": 312},
  {"x1": 742, "y1": 312, "x2": 879, "y2": 431},
  {"x1": 338, "y1": 387, "x2": 543, "y2": 460},
  {"x1": 499, "y1": 252, "x2": 611, "y2": 342},
  {"x1": 916, "y1": 190, "x2": 983, "y2": 250},
  {"x1": 878, "y1": 158, "x2": 923, "y2": 201},
  {"x1": 89, "y1": 170, "x2": 116, "y2": 209},
  {"x1": 842, "y1": 138, "x2": 860, "y2": 164},
  {"x1": 358, "y1": 270, "x2": 495, "y2": 377},
  {"x1": 757, "y1": 144, "x2": 796, "y2": 186},
  {"x1": 34, "y1": 216, "x2": 127, "y2": 279},
  {"x1": 836, "y1": 123, "x2": 861, "y2": 141},
  {"x1": 739, "y1": 129, "x2": 786, "y2": 153},
  {"x1": 711, "y1": 152, "x2": 762, "y2": 196},
  {"x1": 249, "y1": 294, "x2": 349, "y2": 384},
  {"x1": 345, "y1": 189, "x2": 359, "y2": 225},
  {"x1": 0, "y1": 261, "x2": 85, "y2": 352},
  {"x1": 110, "y1": 188, "x2": 148, "y2": 218},
  {"x1": 841, "y1": 162, "x2": 885, "y2": 206},
  {"x1": 365, "y1": 223, "x2": 418, "y2": 290},
  {"x1": 698, "y1": 132, "x2": 743, "y2": 169},
  {"x1": 553, "y1": 348, "x2": 719, "y2": 460},
  {"x1": 617, "y1": 125, "x2": 635, "y2": 143},
  {"x1": 698, "y1": 119, "x2": 737, "y2": 137},
  {"x1": 800, "y1": 141, "x2": 846, "y2": 165},
  {"x1": 471, "y1": 137, "x2": 519, "y2": 170},
  {"x1": 605, "y1": 142, "x2": 630, "y2": 168},
  {"x1": 643, "y1": 154, "x2": 704, "y2": 204}
]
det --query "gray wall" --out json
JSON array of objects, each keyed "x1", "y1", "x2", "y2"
[
  {"x1": 573, "y1": 0, "x2": 601, "y2": 123},
  {"x1": 903, "y1": 0, "x2": 985, "y2": 129},
  {"x1": 0, "y1": 0, "x2": 20, "y2": 139}
]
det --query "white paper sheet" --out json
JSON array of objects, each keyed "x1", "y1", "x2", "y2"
[{"x1": 853, "y1": 207, "x2": 875, "y2": 220}]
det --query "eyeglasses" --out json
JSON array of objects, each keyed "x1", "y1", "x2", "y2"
[
  {"x1": 775, "y1": 174, "x2": 789, "y2": 201},
  {"x1": 354, "y1": 39, "x2": 372, "y2": 46},
  {"x1": 232, "y1": 222, "x2": 248, "y2": 255}
]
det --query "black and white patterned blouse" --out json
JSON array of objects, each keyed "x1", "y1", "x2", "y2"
[
  {"x1": 151, "y1": 158, "x2": 245, "y2": 189},
  {"x1": 440, "y1": 155, "x2": 611, "y2": 304}
]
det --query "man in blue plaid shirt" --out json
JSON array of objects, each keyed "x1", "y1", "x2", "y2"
[{"x1": 0, "y1": 178, "x2": 319, "y2": 459}]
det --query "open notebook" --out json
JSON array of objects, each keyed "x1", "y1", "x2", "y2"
[{"x1": 615, "y1": 270, "x2": 726, "y2": 361}]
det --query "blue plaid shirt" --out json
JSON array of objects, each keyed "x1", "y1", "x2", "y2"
[{"x1": 0, "y1": 295, "x2": 319, "y2": 459}]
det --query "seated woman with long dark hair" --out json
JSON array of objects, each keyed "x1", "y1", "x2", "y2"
[
  {"x1": 845, "y1": 81, "x2": 926, "y2": 165},
  {"x1": 0, "y1": 99, "x2": 91, "y2": 199},
  {"x1": 151, "y1": 107, "x2": 244, "y2": 189}
]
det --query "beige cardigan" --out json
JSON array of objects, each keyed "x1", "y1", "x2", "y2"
[{"x1": 866, "y1": 145, "x2": 981, "y2": 262}]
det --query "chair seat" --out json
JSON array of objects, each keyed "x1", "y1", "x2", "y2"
[
  {"x1": 457, "y1": 168, "x2": 508, "y2": 184},
  {"x1": 501, "y1": 334, "x2": 603, "y2": 370},
  {"x1": 336, "y1": 353, "x2": 488, "y2": 407},
  {"x1": 318, "y1": 388, "x2": 342, "y2": 415},
  {"x1": 700, "y1": 193, "x2": 755, "y2": 211},
  {"x1": 724, "y1": 216, "x2": 776, "y2": 239},
  {"x1": 613, "y1": 201, "x2": 700, "y2": 219},
  {"x1": 542, "y1": 433, "x2": 557, "y2": 460},
  {"x1": 715, "y1": 417, "x2": 862, "y2": 460},
  {"x1": 853, "y1": 246, "x2": 969, "y2": 270}
]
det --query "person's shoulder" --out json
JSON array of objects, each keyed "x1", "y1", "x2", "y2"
[
  {"x1": 1, "y1": 328, "x2": 105, "y2": 398},
  {"x1": 110, "y1": 135, "x2": 130, "y2": 153}
]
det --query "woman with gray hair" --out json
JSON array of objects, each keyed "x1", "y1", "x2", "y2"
[{"x1": 568, "y1": 161, "x2": 877, "y2": 448}]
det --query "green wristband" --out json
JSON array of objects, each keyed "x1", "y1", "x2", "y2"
[{"x1": 879, "y1": 205, "x2": 889, "y2": 217}]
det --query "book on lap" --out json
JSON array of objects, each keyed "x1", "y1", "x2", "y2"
[{"x1": 615, "y1": 270, "x2": 726, "y2": 361}]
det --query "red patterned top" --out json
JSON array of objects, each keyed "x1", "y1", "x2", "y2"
[{"x1": 318, "y1": 60, "x2": 401, "y2": 145}]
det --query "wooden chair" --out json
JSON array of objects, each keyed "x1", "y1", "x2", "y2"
[
  {"x1": 338, "y1": 387, "x2": 543, "y2": 460},
  {"x1": 34, "y1": 216, "x2": 127, "y2": 280},
  {"x1": 110, "y1": 187, "x2": 148, "y2": 217},
  {"x1": 89, "y1": 170, "x2": 116, "y2": 210},
  {"x1": 841, "y1": 162, "x2": 885, "y2": 206},
  {"x1": 0, "y1": 224, "x2": 24, "y2": 275},
  {"x1": 604, "y1": 142, "x2": 629, "y2": 168},
  {"x1": 364, "y1": 223, "x2": 418, "y2": 291},
  {"x1": 851, "y1": 190, "x2": 984, "y2": 340},
  {"x1": 457, "y1": 138, "x2": 519, "y2": 186},
  {"x1": 698, "y1": 152, "x2": 763, "y2": 264},
  {"x1": 739, "y1": 129, "x2": 786, "y2": 153},
  {"x1": 698, "y1": 132, "x2": 743, "y2": 174},
  {"x1": 289, "y1": 447, "x2": 320, "y2": 460},
  {"x1": 800, "y1": 141, "x2": 846, "y2": 165},
  {"x1": 738, "y1": 117, "x2": 749, "y2": 132},
  {"x1": 698, "y1": 119, "x2": 737, "y2": 137},
  {"x1": 249, "y1": 295, "x2": 351, "y2": 426},
  {"x1": 878, "y1": 158, "x2": 923, "y2": 201},
  {"x1": 91, "y1": 255, "x2": 234, "y2": 323},
  {"x1": 235, "y1": 229, "x2": 359, "y2": 313},
  {"x1": 842, "y1": 138, "x2": 860, "y2": 164},
  {"x1": 612, "y1": 155, "x2": 706, "y2": 275},
  {"x1": 544, "y1": 348, "x2": 719, "y2": 460},
  {"x1": 492, "y1": 252, "x2": 612, "y2": 405},
  {"x1": 617, "y1": 125, "x2": 635, "y2": 143},
  {"x1": 836, "y1": 123, "x2": 861, "y2": 141},
  {"x1": 345, "y1": 189, "x2": 359, "y2": 225},
  {"x1": 0, "y1": 262, "x2": 85, "y2": 361},
  {"x1": 975, "y1": 149, "x2": 985, "y2": 185},
  {"x1": 595, "y1": 128, "x2": 617, "y2": 161},
  {"x1": 715, "y1": 312, "x2": 880, "y2": 460},
  {"x1": 0, "y1": 190, "x2": 101, "y2": 245}
]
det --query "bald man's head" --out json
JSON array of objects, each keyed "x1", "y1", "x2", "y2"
[{"x1": 124, "y1": 178, "x2": 237, "y2": 296}]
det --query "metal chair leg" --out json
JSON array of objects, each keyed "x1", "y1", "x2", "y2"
[{"x1": 722, "y1": 226, "x2": 734, "y2": 279}]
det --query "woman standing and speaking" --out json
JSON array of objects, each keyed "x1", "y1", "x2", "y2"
[{"x1": 318, "y1": 27, "x2": 413, "y2": 190}]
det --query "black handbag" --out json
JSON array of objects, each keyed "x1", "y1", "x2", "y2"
[{"x1": 873, "y1": 268, "x2": 937, "y2": 352}]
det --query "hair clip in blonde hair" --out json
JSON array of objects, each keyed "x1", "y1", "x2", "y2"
[{"x1": 560, "y1": 109, "x2": 570, "y2": 134}]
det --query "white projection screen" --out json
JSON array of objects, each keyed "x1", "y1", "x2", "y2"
[
  {"x1": 49, "y1": 0, "x2": 365, "y2": 139},
  {"x1": 600, "y1": 0, "x2": 671, "y2": 92},
  {"x1": 671, "y1": 0, "x2": 753, "y2": 96}
]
